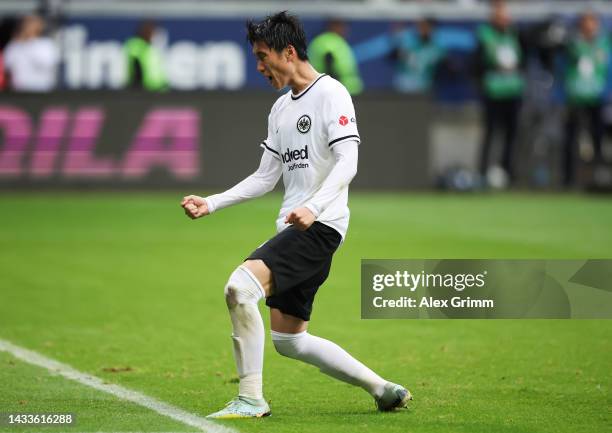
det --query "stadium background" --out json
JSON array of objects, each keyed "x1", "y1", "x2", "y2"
[
  {"x1": 0, "y1": 1, "x2": 611, "y2": 433},
  {"x1": 2, "y1": 0, "x2": 612, "y2": 189}
]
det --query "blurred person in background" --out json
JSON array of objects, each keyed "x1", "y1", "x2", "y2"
[
  {"x1": 474, "y1": 1, "x2": 525, "y2": 187},
  {"x1": 308, "y1": 19, "x2": 363, "y2": 95},
  {"x1": 124, "y1": 20, "x2": 167, "y2": 91},
  {"x1": 0, "y1": 50, "x2": 4, "y2": 90},
  {"x1": 390, "y1": 18, "x2": 446, "y2": 93},
  {"x1": 3, "y1": 14, "x2": 59, "y2": 92},
  {"x1": 562, "y1": 12, "x2": 610, "y2": 187},
  {"x1": 518, "y1": 15, "x2": 569, "y2": 188},
  {"x1": 0, "y1": 18, "x2": 19, "y2": 91},
  {"x1": 0, "y1": 18, "x2": 15, "y2": 91},
  {"x1": 527, "y1": 15, "x2": 569, "y2": 76}
]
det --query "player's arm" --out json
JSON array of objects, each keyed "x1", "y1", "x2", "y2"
[
  {"x1": 286, "y1": 140, "x2": 358, "y2": 230},
  {"x1": 181, "y1": 150, "x2": 282, "y2": 219}
]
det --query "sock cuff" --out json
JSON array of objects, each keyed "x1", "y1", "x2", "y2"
[
  {"x1": 270, "y1": 330, "x2": 308, "y2": 341},
  {"x1": 237, "y1": 265, "x2": 266, "y2": 299}
]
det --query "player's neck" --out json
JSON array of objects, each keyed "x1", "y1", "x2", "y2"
[{"x1": 289, "y1": 63, "x2": 320, "y2": 95}]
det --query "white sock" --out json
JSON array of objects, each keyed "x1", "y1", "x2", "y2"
[
  {"x1": 224, "y1": 266, "x2": 266, "y2": 400},
  {"x1": 271, "y1": 330, "x2": 387, "y2": 398}
]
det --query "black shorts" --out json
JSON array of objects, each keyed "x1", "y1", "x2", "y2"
[{"x1": 246, "y1": 222, "x2": 342, "y2": 321}]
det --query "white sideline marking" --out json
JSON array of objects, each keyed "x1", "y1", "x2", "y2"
[{"x1": 0, "y1": 339, "x2": 238, "y2": 433}]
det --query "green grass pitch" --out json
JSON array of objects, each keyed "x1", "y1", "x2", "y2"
[{"x1": 0, "y1": 192, "x2": 610, "y2": 433}]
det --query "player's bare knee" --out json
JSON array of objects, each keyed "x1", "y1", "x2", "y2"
[{"x1": 224, "y1": 266, "x2": 265, "y2": 309}]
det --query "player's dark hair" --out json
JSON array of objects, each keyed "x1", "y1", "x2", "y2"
[{"x1": 246, "y1": 11, "x2": 309, "y2": 61}]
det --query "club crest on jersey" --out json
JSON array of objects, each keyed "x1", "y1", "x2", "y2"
[{"x1": 296, "y1": 115, "x2": 311, "y2": 134}]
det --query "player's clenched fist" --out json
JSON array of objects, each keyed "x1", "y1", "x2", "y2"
[
  {"x1": 285, "y1": 207, "x2": 316, "y2": 231},
  {"x1": 181, "y1": 195, "x2": 210, "y2": 219}
]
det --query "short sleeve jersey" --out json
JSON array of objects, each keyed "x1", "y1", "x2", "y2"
[{"x1": 260, "y1": 74, "x2": 360, "y2": 239}]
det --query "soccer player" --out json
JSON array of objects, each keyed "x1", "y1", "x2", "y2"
[{"x1": 181, "y1": 12, "x2": 411, "y2": 418}]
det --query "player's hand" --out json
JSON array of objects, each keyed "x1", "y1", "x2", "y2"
[
  {"x1": 181, "y1": 195, "x2": 209, "y2": 219},
  {"x1": 285, "y1": 207, "x2": 316, "y2": 231}
]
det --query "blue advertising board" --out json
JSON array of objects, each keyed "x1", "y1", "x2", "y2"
[{"x1": 55, "y1": 16, "x2": 612, "y2": 102}]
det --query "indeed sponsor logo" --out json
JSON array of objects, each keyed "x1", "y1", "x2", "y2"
[
  {"x1": 281, "y1": 145, "x2": 309, "y2": 163},
  {"x1": 282, "y1": 145, "x2": 309, "y2": 171}
]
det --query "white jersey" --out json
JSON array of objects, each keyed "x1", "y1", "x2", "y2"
[{"x1": 261, "y1": 74, "x2": 360, "y2": 238}]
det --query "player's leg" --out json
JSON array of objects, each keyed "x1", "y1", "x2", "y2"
[
  {"x1": 563, "y1": 106, "x2": 579, "y2": 187},
  {"x1": 479, "y1": 98, "x2": 496, "y2": 179},
  {"x1": 501, "y1": 98, "x2": 520, "y2": 184},
  {"x1": 242, "y1": 259, "x2": 274, "y2": 296},
  {"x1": 206, "y1": 259, "x2": 272, "y2": 419},
  {"x1": 269, "y1": 308, "x2": 411, "y2": 411},
  {"x1": 588, "y1": 104, "x2": 604, "y2": 164},
  {"x1": 269, "y1": 306, "x2": 307, "y2": 333}
]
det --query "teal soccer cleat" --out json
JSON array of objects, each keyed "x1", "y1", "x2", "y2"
[
  {"x1": 375, "y1": 382, "x2": 412, "y2": 412},
  {"x1": 206, "y1": 396, "x2": 271, "y2": 419}
]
